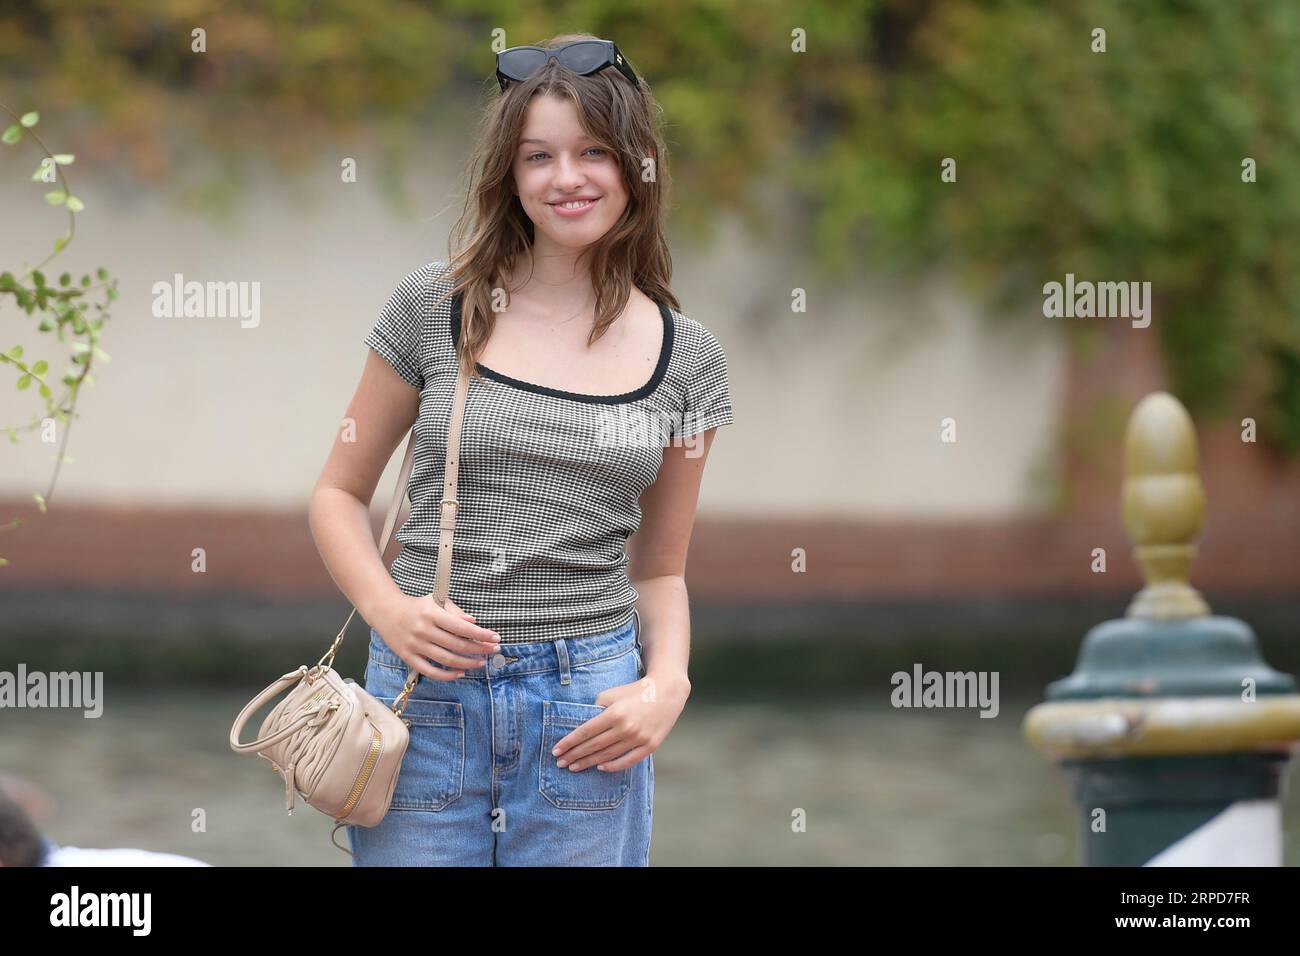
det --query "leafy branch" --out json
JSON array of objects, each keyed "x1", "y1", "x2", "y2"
[{"x1": 0, "y1": 102, "x2": 118, "y2": 567}]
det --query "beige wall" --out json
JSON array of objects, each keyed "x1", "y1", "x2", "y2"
[{"x1": 0, "y1": 146, "x2": 1065, "y2": 518}]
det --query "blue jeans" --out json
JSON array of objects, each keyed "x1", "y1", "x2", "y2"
[{"x1": 348, "y1": 610, "x2": 653, "y2": 866}]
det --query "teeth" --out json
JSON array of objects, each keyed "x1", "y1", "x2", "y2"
[{"x1": 557, "y1": 199, "x2": 595, "y2": 209}]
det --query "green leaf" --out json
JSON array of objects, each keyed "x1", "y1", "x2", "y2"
[
  {"x1": 31, "y1": 271, "x2": 45, "y2": 288},
  {"x1": 44, "y1": 190, "x2": 67, "y2": 205},
  {"x1": 32, "y1": 359, "x2": 48, "y2": 374},
  {"x1": 52, "y1": 153, "x2": 74, "y2": 165},
  {"x1": 19, "y1": 111, "x2": 38, "y2": 128},
  {"x1": 2, "y1": 124, "x2": 21, "y2": 145},
  {"x1": 38, "y1": 382, "x2": 51, "y2": 399},
  {"x1": 107, "y1": 287, "x2": 118, "y2": 301},
  {"x1": 96, "y1": 267, "x2": 108, "y2": 280},
  {"x1": 7, "y1": 345, "x2": 23, "y2": 359},
  {"x1": 17, "y1": 374, "x2": 31, "y2": 390},
  {"x1": 65, "y1": 195, "x2": 84, "y2": 212},
  {"x1": 80, "y1": 274, "x2": 90, "y2": 287},
  {"x1": 93, "y1": 346, "x2": 111, "y2": 363},
  {"x1": 53, "y1": 235, "x2": 68, "y2": 253},
  {"x1": 58, "y1": 272, "x2": 70, "y2": 286}
]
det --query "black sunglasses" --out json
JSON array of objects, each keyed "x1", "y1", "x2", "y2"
[{"x1": 496, "y1": 39, "x2": 641, "y2": 92}]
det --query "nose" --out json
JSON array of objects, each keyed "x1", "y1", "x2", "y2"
[{"x1": 552, "y1": 154, "x2": 586, "y2": 191}]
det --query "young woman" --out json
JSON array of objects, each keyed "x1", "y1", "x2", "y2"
[{"x1": 309, "y1": 34, "x2": 734, "y2": 866}]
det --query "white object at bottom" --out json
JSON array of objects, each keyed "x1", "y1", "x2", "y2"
[{"x1": 1144, "y1": 799, "x2": 1280, "y2": 866}]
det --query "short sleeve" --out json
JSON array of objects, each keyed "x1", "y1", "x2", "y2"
[
  {"x1": 364, "y1": 266, "x2": 428, "y2": 389},
  {"x1": 678, "y1": 326, "x2": 735, "y2": 438}
]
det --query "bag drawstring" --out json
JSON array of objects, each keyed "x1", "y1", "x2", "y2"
[{"x1": 281, "y1": 700, "x2": 339, "y2": 815}]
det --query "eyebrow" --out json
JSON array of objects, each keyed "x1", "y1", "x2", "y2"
[{"x1": 518, "y1": 137, "x2": 597, "y2": 147}]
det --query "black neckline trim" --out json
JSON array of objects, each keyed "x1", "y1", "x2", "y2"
[{"x1": 450, "y1": 290, "x2": 674, "y2": 404}]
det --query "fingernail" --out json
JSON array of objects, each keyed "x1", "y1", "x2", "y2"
[{"x1": 557, "y1": 760, "x2": 568, "y2": 768}]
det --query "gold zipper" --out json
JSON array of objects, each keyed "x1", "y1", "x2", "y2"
[{"x1": 337, "y1": 722, "x2": 382, "y2": 818}]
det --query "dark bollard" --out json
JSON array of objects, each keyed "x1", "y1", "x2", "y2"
[{"x1": 1023, "y1": 391, "x2": 1300, "y2": 865}]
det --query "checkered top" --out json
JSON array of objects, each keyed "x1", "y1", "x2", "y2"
[{"x1": 363, "y1": 260, "x2": 735, "y2": 643}]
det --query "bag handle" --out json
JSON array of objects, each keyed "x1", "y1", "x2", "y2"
[
  {"x1": 229, "y1": 666, "x2": 332, "y2": 753},
  {"x1": 311, "y1": 360, "x2": 472, "y2": 718}
]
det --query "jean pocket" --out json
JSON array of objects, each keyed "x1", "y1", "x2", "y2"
[
  {"x1": 372, "y1": 696, "x2": 464, "y2": 811},
  {"x1": 538, "y1": 700, "x2": 633, "y2": 810}
]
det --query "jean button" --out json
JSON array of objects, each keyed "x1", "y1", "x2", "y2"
[{"x1": 491, "y1": 653, "x2": 507, "y2": 668}]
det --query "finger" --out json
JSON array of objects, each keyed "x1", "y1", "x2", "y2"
[
  {"x1": 419, "y1": 638, "x2": 497, "y2": 671},
  {"x1": 556, "y1": 724, "x2": 623, "y2": 764},
  {"x1": 444, "y1": 598, "x2": 477, "y2": 621},
  {"x1": 591, "y1": 745, "x2": 654, "y2": 773},
  {"x1": 551, "y1": 713, "x2": 613, "y2": 758},
  {"x1": 433, "y1": 605, "x2": 500, "y2": 645},
  {"x1": 566, "y1": 738, "x2": 639, "y2": 772},
  {"x1": 402, "y1": 656, "x2": 465, "y2": 682},
  {"x1": 427, "y1": 627, "x2": 501, "y2": 659}
]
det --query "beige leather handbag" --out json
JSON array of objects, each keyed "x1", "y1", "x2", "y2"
[{"x1": 230, "y1": 362, "x2": 471, "y2": 855}]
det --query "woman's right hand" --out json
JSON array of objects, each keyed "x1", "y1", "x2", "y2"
[{"x1": 374, "y1": 594, "x2": 501, "y2": 680}]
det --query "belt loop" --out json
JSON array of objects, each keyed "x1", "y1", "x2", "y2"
[
  {"x1": 632, "y1": 608, "x2": 642, "y2": 649},
  {"x1": 555, "y1": 637, "x2": 572, "y2": 685}
]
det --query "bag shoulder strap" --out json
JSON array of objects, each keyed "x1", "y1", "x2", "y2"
[
  {"x1": 322, "y1": 362, "x2": 471, "y2": 664},
  {"x1": 433, "y1": 361, "x2": 470, "y2": 606}
]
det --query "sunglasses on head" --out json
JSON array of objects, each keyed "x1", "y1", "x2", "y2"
[{"x1": 496, "y1": 39, "x2": 641, "y2": 92}]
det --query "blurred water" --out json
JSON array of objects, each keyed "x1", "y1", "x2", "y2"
[{"x1": 4, "y1": 690, "x2": 1299, "y2": 866}]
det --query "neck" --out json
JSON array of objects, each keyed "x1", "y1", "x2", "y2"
[{"x1": 505, "y1": 245, "x2": 597, "y2": 317}]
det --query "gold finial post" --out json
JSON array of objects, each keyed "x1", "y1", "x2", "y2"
[{"x1": 1121, "y1": 391, "x2": 1211, "y2": 619}]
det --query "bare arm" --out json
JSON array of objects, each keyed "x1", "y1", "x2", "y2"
[
  {"x1": 626, "y1": 429, "x2": 723, "y2": 702},
  {"x1": 549, "y1": 429, "x2": 719, "y2": 772},
  {"x1": 308, "y1": 351, "x2": 417, "y2": 625},
  {"x1": 308, "y1": 351, "x2": 501, "y2": 679}
]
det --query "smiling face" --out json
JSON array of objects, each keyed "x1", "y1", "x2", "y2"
[{"x1": 511, "y1": 93, "x2": 630, "y2": 254}]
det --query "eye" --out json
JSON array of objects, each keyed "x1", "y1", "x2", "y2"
[{"x1": 524, "y1": 147, "x2": 609, "y2": 162}]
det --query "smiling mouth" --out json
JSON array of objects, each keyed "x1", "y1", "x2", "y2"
[{"x1": 550, "y1": 197, "x2": 601, "y2": 210}]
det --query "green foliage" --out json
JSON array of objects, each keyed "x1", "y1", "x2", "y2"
[
  {"x1": 1, "y1": 0, "x2": 1296, "y2": 452},
  {"x1": 828, "y1": 0, "x2": 1300, "y2": 451},
  {"x1": 0, "y1": 96, "x2": 118, "y2": 564}
]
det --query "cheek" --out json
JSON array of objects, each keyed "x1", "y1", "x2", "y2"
[
  {"x1": 602, "y1": 188, "x2": 630, "y2": 220},
  {"x1": 514, "y1": 167, "x2": 547, "y2": 200}
]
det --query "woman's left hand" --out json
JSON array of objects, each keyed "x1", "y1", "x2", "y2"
[{"x1": 550, "y1": 672, "x2": 689, "y2": 772}]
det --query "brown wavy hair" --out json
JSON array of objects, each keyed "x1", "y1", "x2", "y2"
[{"x1": 437, "y1": 32, "x2": 679, "y2": 382}]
